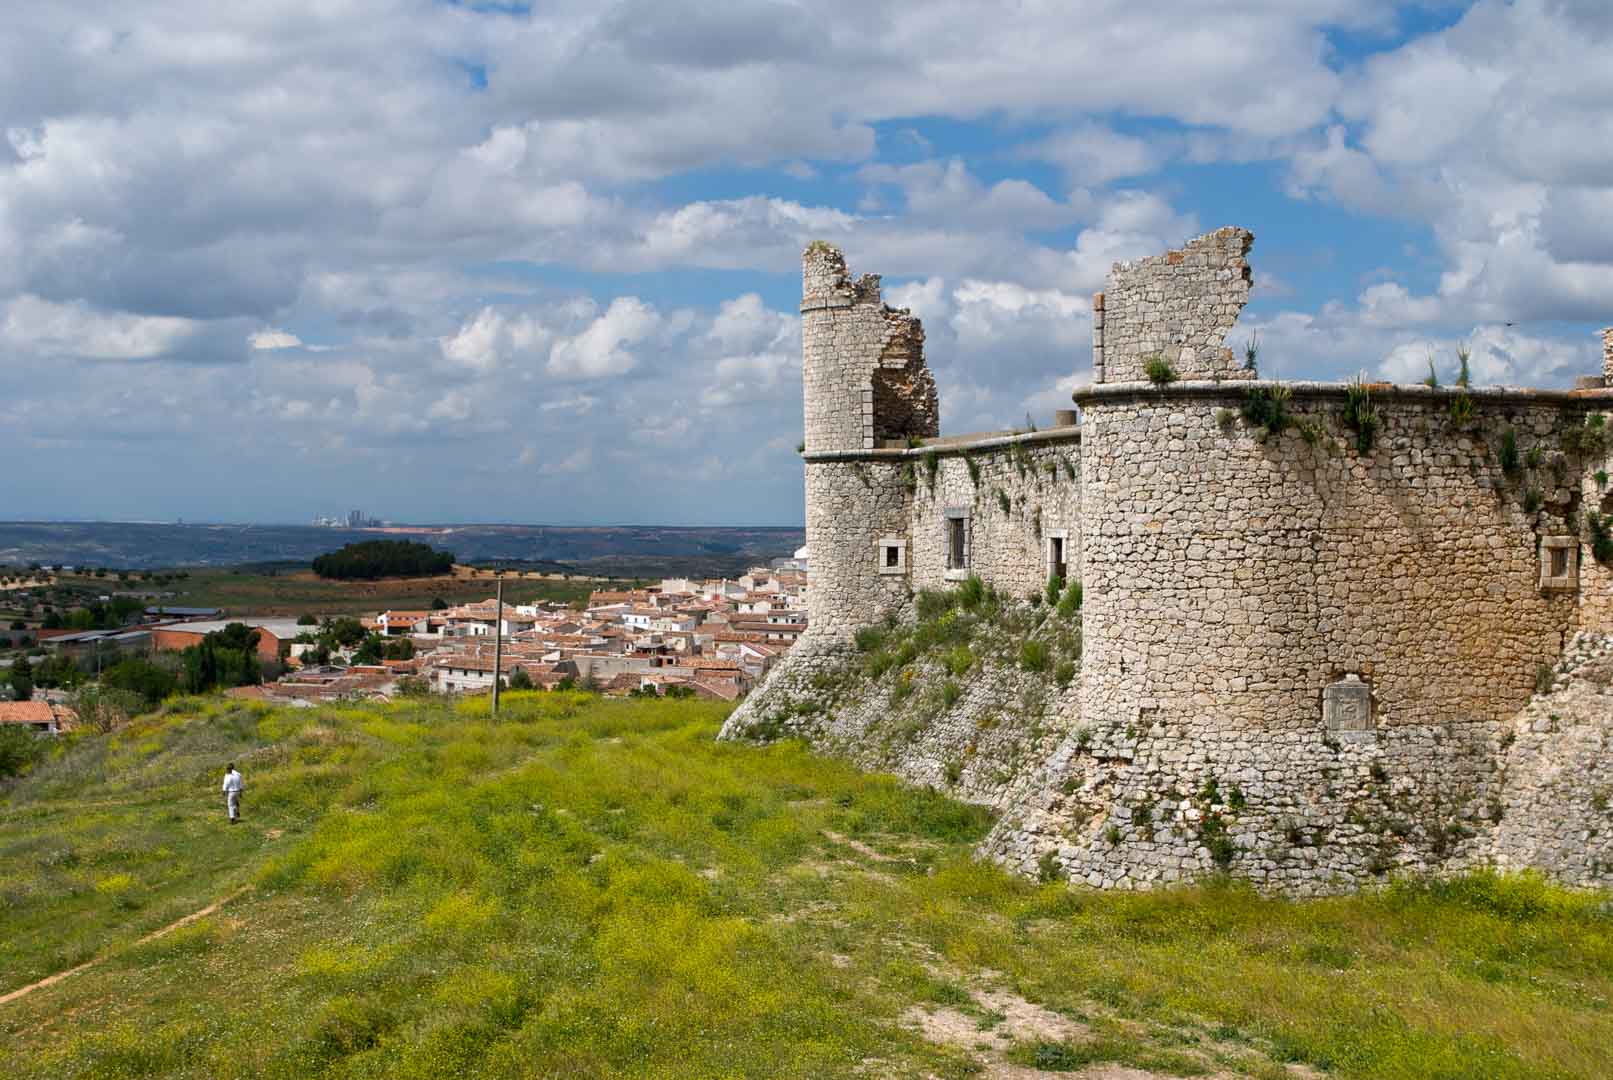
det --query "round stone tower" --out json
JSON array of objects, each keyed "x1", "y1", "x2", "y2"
[
  {"x1": 795, "y1": 242, "x2": 937, "y2": 642},
  {"x1": 799, "y1": 241, "x2": 937, "y2": 454}
]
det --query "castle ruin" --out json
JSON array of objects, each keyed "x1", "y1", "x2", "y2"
[{"x1": 723, "y1": 228, "x2": 1613, "y2": 893}]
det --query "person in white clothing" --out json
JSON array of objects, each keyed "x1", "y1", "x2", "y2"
[{"x1": 222, "y1": 763, "x2": 243, "y2": 823}]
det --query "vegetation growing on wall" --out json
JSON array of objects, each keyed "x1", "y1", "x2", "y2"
[
  {"x1": 1588, "y1": 512, "x2": 1613, "y2": 564},
  {"x1": 1143, "y1": 355, "x2": 1177, "y2": 385},
  {"x1": 1238, "y1": 385, "x2": 1292, "y2": 441},
  {"x1": 1448, "y1": 391, "x2": 1475, "y2": 428},
  {"x1": 1010, "y1": 441, "x2": 1031, "y2": 480},
  {"x1": 757, "y1": 576, "x2": 1082, "y2": 759},
  {"x1": 1499, "y1": 426, "x2": 1521, "y2": 475},
  {"x1": 1560, "y1": 413, "x2": 1607, "y2": 457},
  {"x1": 1341, "y1": 378, "x2": 1380, "y2": 453}
]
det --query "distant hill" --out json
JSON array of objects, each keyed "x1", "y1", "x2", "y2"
[{"x1": 0, "y1": 522, "x2": 804, "y2": 576}]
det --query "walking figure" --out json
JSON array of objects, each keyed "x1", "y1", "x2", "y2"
[{"x1": 222, "y1": 763, "x2": 243, "y2": 824}]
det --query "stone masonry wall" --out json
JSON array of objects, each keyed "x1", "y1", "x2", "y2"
[
  {"x1": 801, "y1": 243, "x2": 938, "y2": 454},
  {"x1": 793, "y1": 431, "x2": 1081, "y2": 646},
  {"x1": 1491, "y1": 632, "x2": 1613, "y2": 885},
  {"x1": 800, "y1": 460, "x2": 913, "y2": 643},
  {"x1": 907, "y1": 433, "x2": 1082, "y2": 601},
  {"x1": 1052, "y1": 384, "x2": 1609, "y2": 888},
  {"x1": 1079, "y1": 389, "x2": 1582, "y2": 743},
  {"x1": 1096, "y1": 226, "x2": 1255, "y2": 384}
]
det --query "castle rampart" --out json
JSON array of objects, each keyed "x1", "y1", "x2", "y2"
[{"x1": 729, "y1": 231, "x2": 1613, "y2": 893}]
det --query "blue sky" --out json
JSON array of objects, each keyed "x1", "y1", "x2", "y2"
[{"x1": 2, "y1": 1, "x2": 1609, "y2": 525}]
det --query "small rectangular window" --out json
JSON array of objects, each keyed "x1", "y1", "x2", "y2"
[
  {"x1": 876, "y1": 537, "x2": 907, "y2": 576},
  {"x1": 1540, "y1": 536, "x2": 1578, "y2": 591},
  {"x1": 947, "y1": 516, "x2": 967, "y2": 569}
]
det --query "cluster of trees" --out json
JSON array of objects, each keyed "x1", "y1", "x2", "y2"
[
  {"x1": 40, "y1": 596, "x2": 145, "y2": 631},
  {"x1": 178, "y1": 623, "x2": 263, "y2": 693},
  {"x1": 311, "y1": 541, "x2": 454, "y2": 581},
  {"x1": 5, "y1": 650, "x2": 184, "y2": 707},
  {"x1": 101, "y1": 657, "x2": 179, "y2": 707},
  {"x1": 6, "y1": 653, "x2": 88, "y2": 700},
  {"x1": 292, "y1": 617, "x2": 412, "y2": 667}
]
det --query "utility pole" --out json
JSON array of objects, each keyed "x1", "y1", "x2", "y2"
[{"x1": 491, "y1": 571, "x2": 504, "y2": 718}]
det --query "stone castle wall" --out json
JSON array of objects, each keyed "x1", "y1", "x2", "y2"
[
  {"x1": 1095, "y1": 226, "x2": 1255, "y2": 384},
  {"x1": 795, "y1": 431, "x2": 1081, "y2": 646},
  {"x1": 800, "y1": 459, "x2": 912, "y2": 642},
  {"x1": 1077, "y1": 384, "x2": 1594, "y2": 749},
  {"x1": 907, "y1": 433, "x2": 1081, "y2": 599},
  {"x1": 732, "y1": 233, "x2": 1613, "y2": 893},
  {"x1": 1037, "y1": 381, "x2": 1613, "y2": 889}
]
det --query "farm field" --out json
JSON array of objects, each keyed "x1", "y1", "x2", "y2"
[{"x1": 1, "y1": 694, "x2": 1610, "y2": 1079}]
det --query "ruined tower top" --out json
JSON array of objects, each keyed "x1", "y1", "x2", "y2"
[
  {"x1": 1092, "y1": 226, "x2": 1256, "y2": 384},
  {"x1": 799, "y1": 242, "x2": 938, "y2": 454}
]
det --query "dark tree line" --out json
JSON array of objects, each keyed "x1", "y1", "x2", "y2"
[{"x1": 311, "y1": 541, "x2": 455, "y2": 580}]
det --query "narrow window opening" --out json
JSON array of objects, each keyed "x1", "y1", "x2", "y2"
[
  {"x1": 947, "y1": 516, "x2": 967, "y2": 569},
  {"x1": 1550, "y1": 546, "x2": 1569, "y2": 578},
  {"x1": 1050, "y1": 536, "x2": 1066, "y2": 580},
  {"x1": 885, "y1": 545, "x2": 900, "y2": 568}
]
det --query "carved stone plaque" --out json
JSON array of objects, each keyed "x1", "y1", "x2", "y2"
[{"x1": 1323, "y1": 674, "x2": 1374, "y2": 739}]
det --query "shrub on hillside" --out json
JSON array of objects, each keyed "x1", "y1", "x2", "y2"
[
  {"x1": 312, "y1": 540, "x2": 455, "y2": 581},
  {"x1": 101, "y1": 657, "x2": 179, "y2": 709},
  {"x1": 0, "y1": 724, "x2": 49, "y2": 779},
  {"x1": 1019, "y1": 639, "x2": 1048, "y2": 672},
  {"x1": 68, "y1": 685, "x2": 146, "y2": 734}
]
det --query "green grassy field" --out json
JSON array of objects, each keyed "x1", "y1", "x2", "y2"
[
  {"x1": 66, "y1": 567, "x2": 597, "y2": 618},
  {"x1": 2, "y1": 695, "x2": 1610, "y2": 1079}
]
